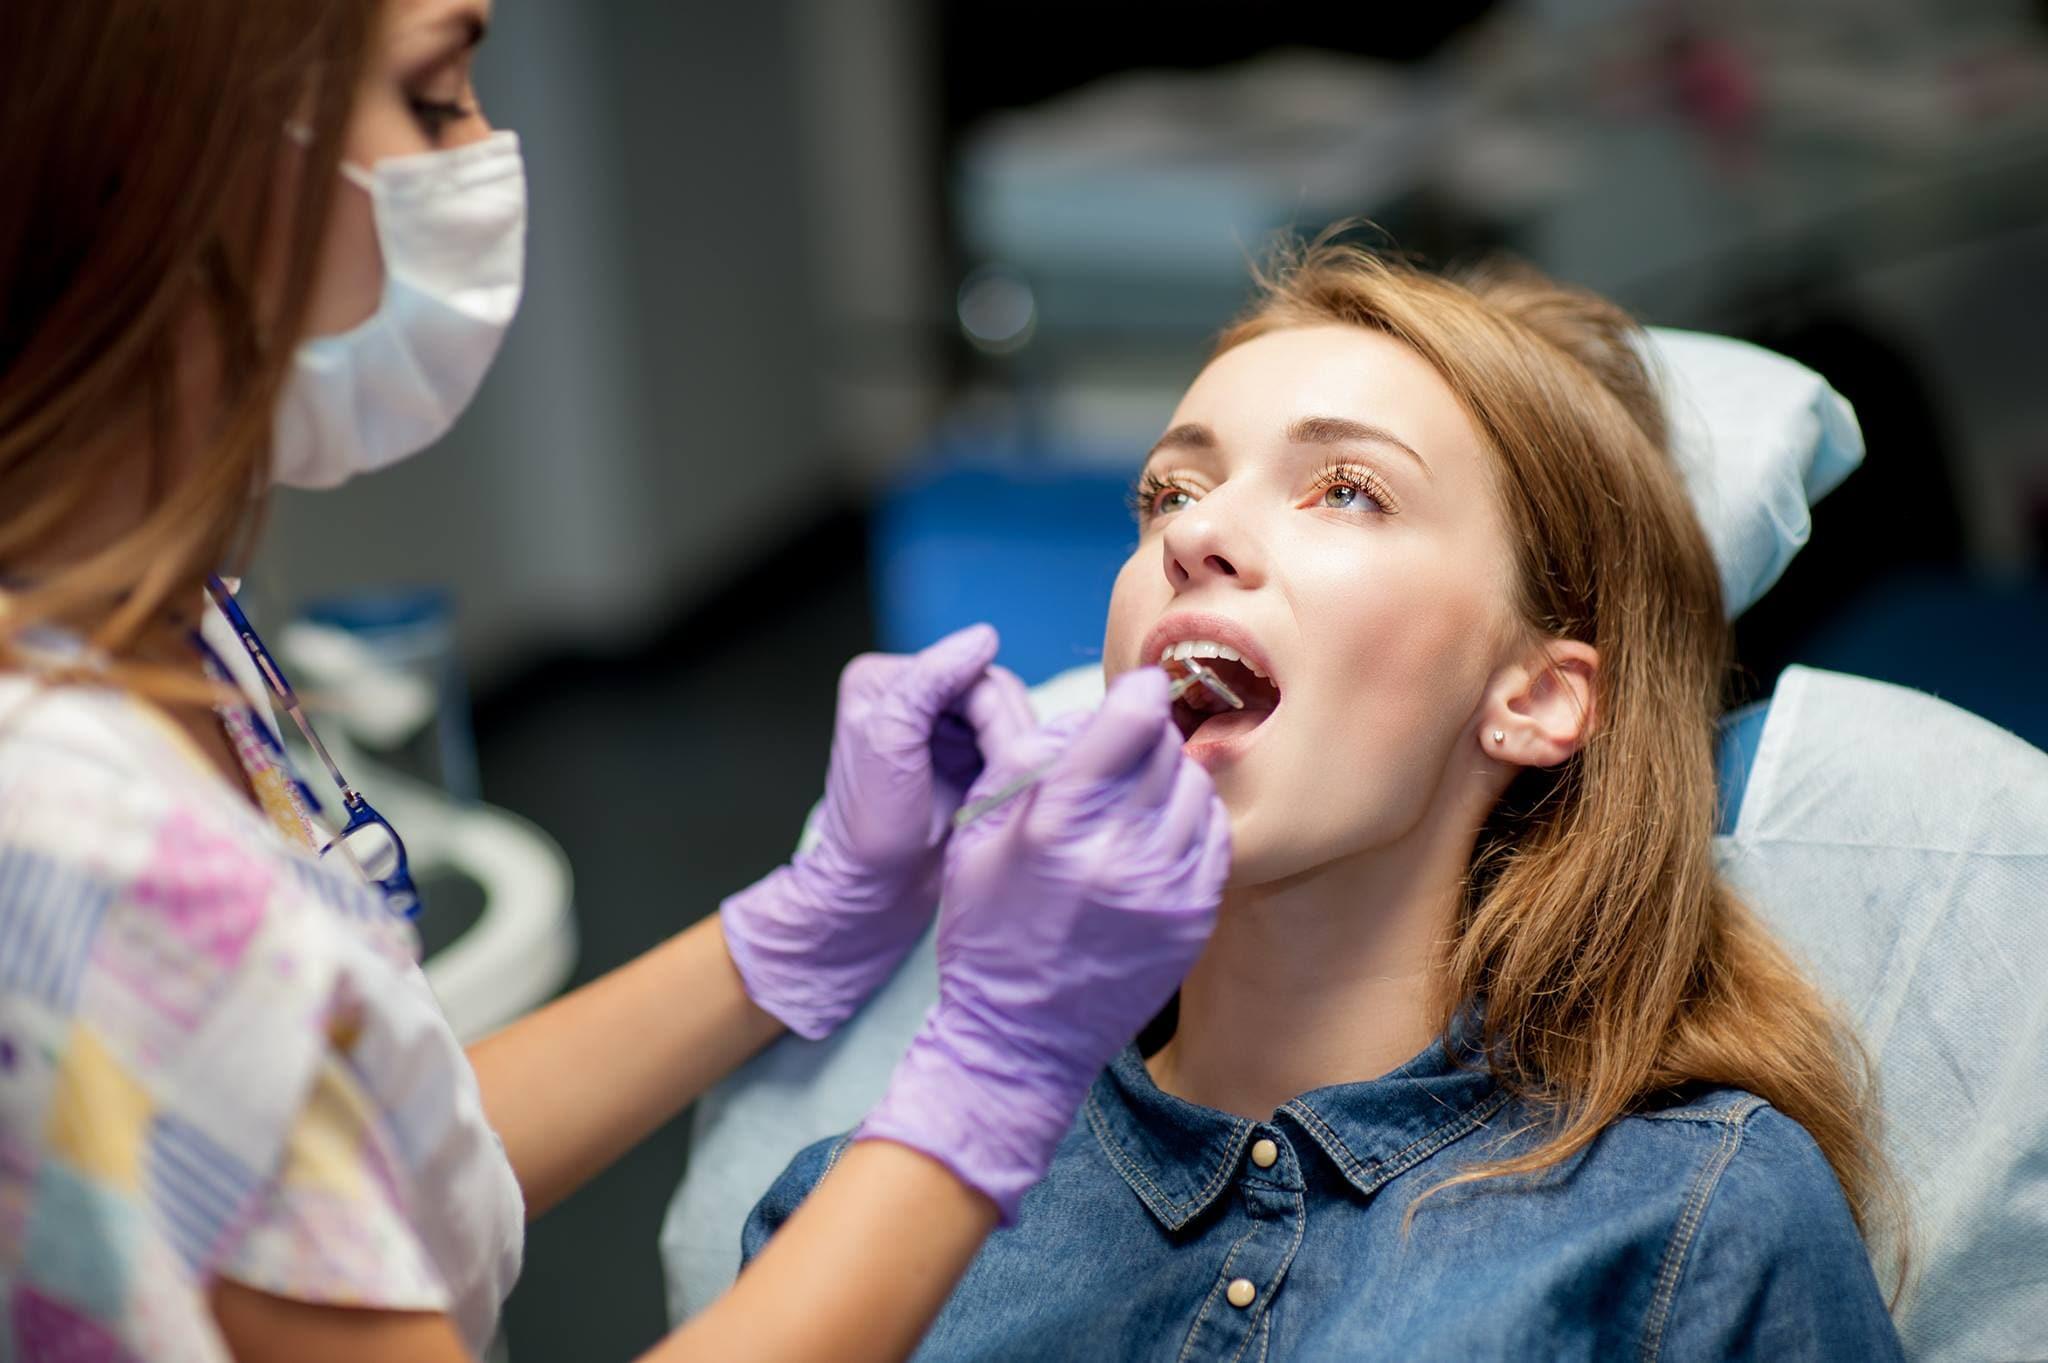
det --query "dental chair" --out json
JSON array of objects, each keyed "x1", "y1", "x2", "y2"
[{"x1": 661, "y1": 333, "x2": 2048, "y2": 1362}]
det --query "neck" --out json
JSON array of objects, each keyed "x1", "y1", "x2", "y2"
[{"x1": 1148, "y1": 789, "x2": 1493, "y2": 1120}]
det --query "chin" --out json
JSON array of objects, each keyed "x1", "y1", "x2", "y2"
[
  {"x1": 1217, "y1": 813, "x2": 1313, "y2": 890},
  {"x1": 1214, "y1": 788, "x2": 1410, "y2": 892}
]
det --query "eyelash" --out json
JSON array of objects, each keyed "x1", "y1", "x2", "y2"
[
  {"x1": 1305, "y1": 460, "x2": 1398, "y2": 516},
  {"x1": 409, "y1": 96, "x2": 473, "y2": 139},
  {"x1": 1128, "y1": 461, "x2": 1398, "y2": 524},
  {"x1": 1128, "y1": 470, "x2": 1188, "y2": 524}
]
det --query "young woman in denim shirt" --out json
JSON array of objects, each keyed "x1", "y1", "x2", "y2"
[{"x1": 747, "y1": 240, "x2": 1906, "y2": 1361}]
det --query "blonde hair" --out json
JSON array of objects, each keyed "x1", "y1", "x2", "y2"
[
  {"x1": 0, "y1": 0, "x2": 380, "y2": 699},
  {"x1": 1217, "y1": 235, "x2": 1902, "y2": 1275}
]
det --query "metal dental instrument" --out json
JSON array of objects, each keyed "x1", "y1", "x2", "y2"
[
  {"x1": 951, "y1": 660, "x2": 1244, "y2": 829},
  {"x1": 1171, "y1": 657, "x2": 1243, "y2": 712}
]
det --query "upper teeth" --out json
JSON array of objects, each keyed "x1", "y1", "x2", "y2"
[{"x1": 1158, "y1": 639, "x2": 1269, "y2": 681}]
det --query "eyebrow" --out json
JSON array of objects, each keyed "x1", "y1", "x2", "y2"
[
  {"x1": 432, "y1": 7, "x2": 489, "y2": 50},
  {"x1": 1286, "y1": 416, "x2": 1431, "y2": 478},
  {"x1": 1143, "y1": 416, "x2": 1431, "y2": 477},
  {"x1": 1146, "y1": 423, "x2": 1216, "y2": 458}
]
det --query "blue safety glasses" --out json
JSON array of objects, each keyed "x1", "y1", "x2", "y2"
[{"x1": 205, "y1": 576, "x2": 421, "y2": 919}]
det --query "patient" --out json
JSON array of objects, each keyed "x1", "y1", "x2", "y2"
[{"x1": 743, "y1": 240, "x2": 1906, "y2": 1360}]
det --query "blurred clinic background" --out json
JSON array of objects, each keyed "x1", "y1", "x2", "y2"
[{"x1": 240, "y1": 1, "x2": 2048, "y2": 1356}]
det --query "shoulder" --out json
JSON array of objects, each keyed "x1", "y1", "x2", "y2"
[
  {"x1": 0, "y1": 680, "x2": 185, "y2": 832},
  {"x1": 1607, "y1": 1090, "x2": 1901, "y2": 1362},
  {"x1": 1615, "y1": 1088, "x2": 1858, "y2": 1236},
  {"x1": 0, "y1": 676, "x2": 401, "y2": 950},
  {"x1": 0, "y1": 679, "x2": 277, "y2": 877},
  {"x1": 0, "y1": 676, "x2": 416, "y2": 1175},
  {"x1": 0, "y1": 684, "x2": 292, "y2": 1014},
  {"x1": 740, "y1": 1132, "x2": 853, "y2": 1262}
]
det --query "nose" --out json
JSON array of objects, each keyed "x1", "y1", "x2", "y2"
[{"x1": 1161, "y1": 496, "x2": 1260, "y2": 592}]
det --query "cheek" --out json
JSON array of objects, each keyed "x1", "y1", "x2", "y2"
[
  {"x1": 300, "y1": 181, "x2": 382, "y2": 338},
  {"x1": 299, "y1": 94, "x2": 430, "y2": 339},
  {"x1": 1231, "y1": 551, "x2": 1502, "y2": 877},
  {"x1": 1296, "y1": 536, "x2": 1498, "y2": 711},
  {"x1": 1337, "y1": 581, "x2": 1497, "y2": 715}
]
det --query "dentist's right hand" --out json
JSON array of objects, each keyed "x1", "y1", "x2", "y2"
[{"x1": 856, "y1": 667, "x2": 1231, "y2": 1219}]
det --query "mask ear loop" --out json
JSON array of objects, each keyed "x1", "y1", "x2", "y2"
[{"x1": 283, "y1": 119, "x2": 376, "y2": 191}]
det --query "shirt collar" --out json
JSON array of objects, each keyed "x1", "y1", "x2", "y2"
[{"x1": 1085, "y1": 1013, "x2": 1506, "y2": 1230}]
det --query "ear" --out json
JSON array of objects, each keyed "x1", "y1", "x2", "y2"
[{"x1": 1477, "y1": 640, "x2": 1598, "y2": 769}]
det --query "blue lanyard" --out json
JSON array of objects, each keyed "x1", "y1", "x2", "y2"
[{"x1": 205, "y1": 577, "x2": 421, "y2": 918}]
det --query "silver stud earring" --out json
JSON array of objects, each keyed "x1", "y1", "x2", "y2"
[{"x1": 1490, "y1": 729, "x2": 1506, "y2": 746}]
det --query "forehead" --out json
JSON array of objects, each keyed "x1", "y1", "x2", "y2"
[{"x1": 1167, "y1": 324, "x2": 1483, "y2": 475}]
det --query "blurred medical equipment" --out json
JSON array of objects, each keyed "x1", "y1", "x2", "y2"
[
  {"x1": 951, "y1": 661, "x2": 1240, "y2": 829},
  {"x1": 205, "y1": 590, "x2": 577, "y2": 1043},
  {"x1": 664, "y1": 333, "x2": 2048, "y2": 1361}
]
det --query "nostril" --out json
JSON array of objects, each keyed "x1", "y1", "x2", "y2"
[{"x1": 1205, "y1": 555, "x2": 1237, "y2": 577}]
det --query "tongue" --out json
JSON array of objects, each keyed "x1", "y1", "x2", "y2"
[{"x1": 1187, "y1": 707, "x2": 1270, "y2": 745}]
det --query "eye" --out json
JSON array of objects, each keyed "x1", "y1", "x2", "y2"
[
  {"x1": 409, "y1": 96, "x2": 474, "y2": 140},
  {"x1": 1305, "y1": 462, "x2": 1397, "y2": 517},
  {"x1": 1129, "y1": 471, "x2": 1199, "y2": 525}
]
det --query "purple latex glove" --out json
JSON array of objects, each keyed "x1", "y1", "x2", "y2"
[
  {"x1": 857, "y1": 667, "x2": 1231, "y2": 1219},
  {"x1": 722, "y1": 624, "x2": 1034, "y2": 1039}
]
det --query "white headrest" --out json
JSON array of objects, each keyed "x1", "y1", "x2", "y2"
[{"x1": 1643, "y1": 328, "x2": 1865, "y2": 617}]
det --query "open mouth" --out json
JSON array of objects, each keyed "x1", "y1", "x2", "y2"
[{"x1": 1159, "y1": 640, "x2": 1282, "y2": 745}]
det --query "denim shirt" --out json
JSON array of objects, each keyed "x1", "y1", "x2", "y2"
[{"x1": 743, "y1": 1032, "x2": 1901, "y2": 1362}]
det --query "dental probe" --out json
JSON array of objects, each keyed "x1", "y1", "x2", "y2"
[
  {"x1": 951, "y1": 661, "x2": 1244, "y2": 830},
  {"x1": 1169, "y1": 657, "x2": 1244, "y2": 711}
]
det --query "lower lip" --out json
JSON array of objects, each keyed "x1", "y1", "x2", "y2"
[{"x1": 1183, "y1": 704, "x2": 1277, "y2": 765}]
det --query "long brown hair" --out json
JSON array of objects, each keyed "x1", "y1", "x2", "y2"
[
  {"x1": 1217, "y1": 235, "x2": 1902, "y2": 1274},
  {"x1": 0, "y1": 0, "x2": 379, "y2": 691}
]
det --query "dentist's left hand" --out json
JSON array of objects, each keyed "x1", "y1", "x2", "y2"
[{"x1": 721, "y1": 624, "x2": 1034, "y2": 1039}]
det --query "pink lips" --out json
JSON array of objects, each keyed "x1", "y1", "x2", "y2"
[
  {"x1": 1138, "y1": 611, "x2": 1282, "y2": 765},
  {"x1": 1137, "y1": 612, "x2": 1280, "y2": 688}
]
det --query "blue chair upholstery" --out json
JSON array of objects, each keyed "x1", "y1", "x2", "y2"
[{"x1": 872, "y1": 449, "x2": 1134, "y2": 687}]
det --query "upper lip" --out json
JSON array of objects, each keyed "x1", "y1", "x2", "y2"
[{"x1": 1138, "y1": 612, "x2": 1280, "y2": 690}]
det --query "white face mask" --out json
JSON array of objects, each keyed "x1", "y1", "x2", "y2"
[{"x1": 271, "y1": 130, "x2": 527, "y2": 490}]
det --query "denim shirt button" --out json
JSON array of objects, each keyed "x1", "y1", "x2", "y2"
[
  {"x1": 1250, "y1": 1138, "x2": 1279, "y2": 1169},
  {"x1": 1226, "y1": 1278, "x2": 1257, "y2": 1309}
]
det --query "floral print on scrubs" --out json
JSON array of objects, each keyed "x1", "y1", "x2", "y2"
[{"x1": 0, "y1": 663, "x2": 456, "y2": 1361}]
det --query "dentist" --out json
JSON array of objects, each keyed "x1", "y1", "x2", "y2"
[{"x1": 0, "y1": 3, "x2": 1228, "y2": 1361}]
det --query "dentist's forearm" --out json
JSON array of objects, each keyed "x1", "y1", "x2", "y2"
[
  {"x1": 465, "y1": 913, "x2": 783, "y2": 1219},
  {"x1": 640, "y1": 1140, "x2": 997, "y2": 1363}
]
